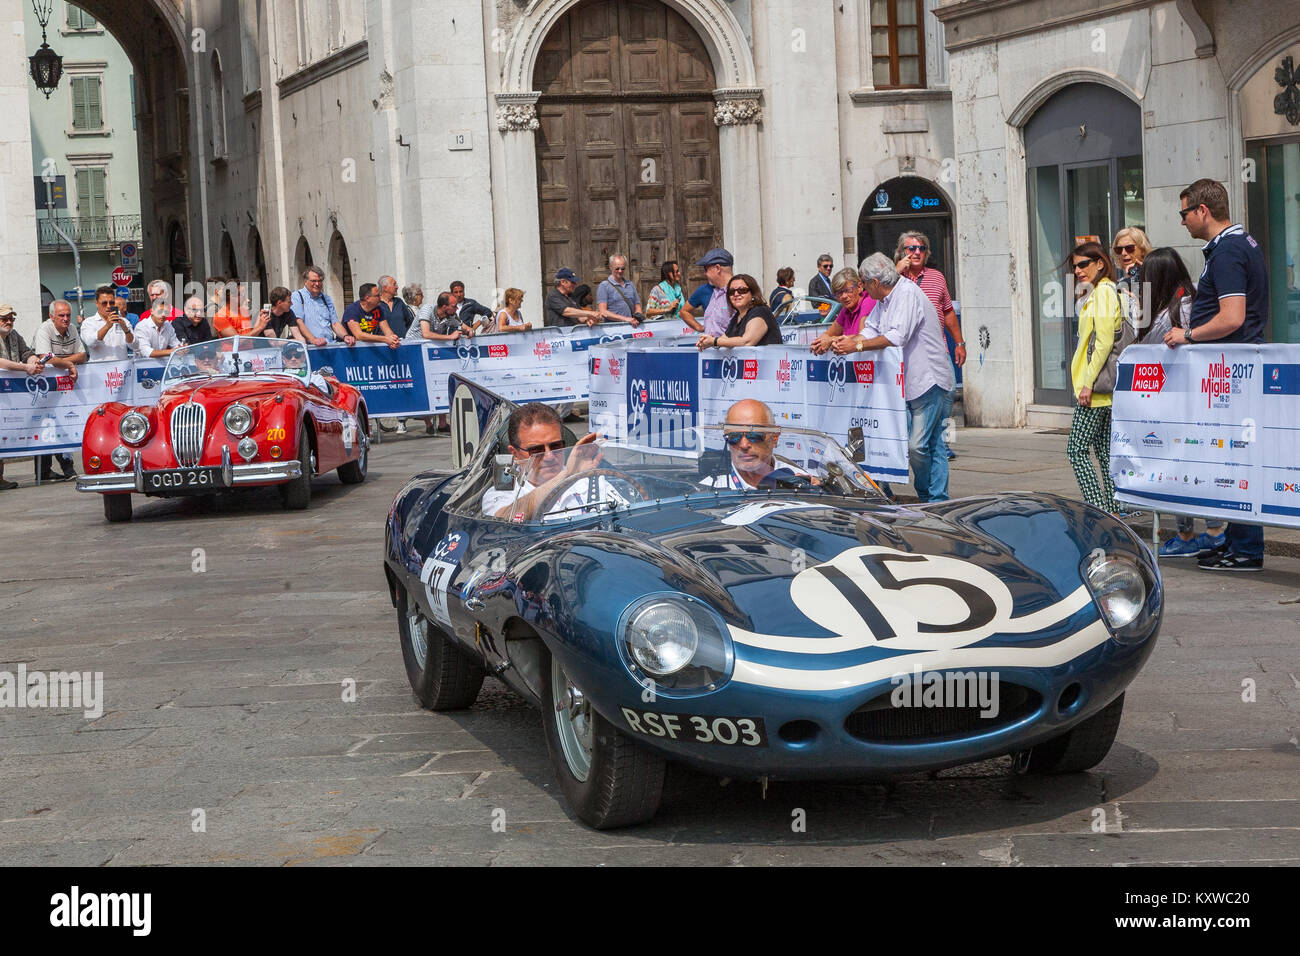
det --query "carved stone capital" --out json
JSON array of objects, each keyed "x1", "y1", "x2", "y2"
[
  {"x1": 712, "y1": 87, "x2": 763, "y2": 127},
  {"x1": 495, "y1": 92, "x2": 541, "y2": 133}
]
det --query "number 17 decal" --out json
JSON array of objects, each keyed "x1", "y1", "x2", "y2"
[{"x1": 789, "y1": 546, "x2": 1015, "y2": 651}]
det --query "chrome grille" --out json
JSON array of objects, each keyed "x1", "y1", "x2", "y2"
[{"x1": 170, "y1": 402, "x2": 206, "y2": 467}]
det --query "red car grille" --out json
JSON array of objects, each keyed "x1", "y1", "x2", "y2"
[{"x1": 170, "y1": 402, "x2": 206, "y2": 466}]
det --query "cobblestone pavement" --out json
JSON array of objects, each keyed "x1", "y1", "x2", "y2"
[{"x1": 1, "y1": 429, "x2": 1297, "y2": 865}]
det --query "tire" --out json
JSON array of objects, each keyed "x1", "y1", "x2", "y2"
[
  {"x1": 396, "y1": 584, "x2": 484, "y2": 710},
  {"x1": 337, "y1": 407, "x2": 368, "y2": 485},
  {"x1": 1019, "y1": 693, "x2": 1125, "y2": 774},
  {"x1": 280, "y1": 421, "x2": 314, "y2": 510},
  {"x1": 540, "y1": 645, "x2": 665, "y2": 829},
  {"x1": 103, "y1": 494, "x2": 132, "y2": 523}
]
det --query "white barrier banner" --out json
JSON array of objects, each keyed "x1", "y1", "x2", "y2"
[
  {"x1": 586, "y1": 342, "x2": 908, "y2": 482},
  {"x1": 0, "y1": 319, "x2": 832, "y2": 460},
  {"x1": 1111, "y1": 342, "x2": 1300, "y2": 528}
]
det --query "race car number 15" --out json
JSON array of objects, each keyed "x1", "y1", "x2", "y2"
[{"x1": 621, "y1": 707, "x2": 768, "y2": 747}]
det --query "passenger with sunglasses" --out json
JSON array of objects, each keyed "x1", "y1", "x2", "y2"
[
  {"x1": 480, "y1": 403, "x2": 605, "y2": 520},
  {"x1": 695, "y1": 274, "x2": 781, "y2": 350},
  {"x1": 699, "y1": 399, "x2": 811, "y2": 491}
]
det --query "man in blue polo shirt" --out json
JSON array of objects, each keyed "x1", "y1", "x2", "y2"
[{"x1": 1162, "y1": 178, "x2": 1268, "y2": 571}]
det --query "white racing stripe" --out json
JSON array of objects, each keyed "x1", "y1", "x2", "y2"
[
  {"x1": 731, "y1": 619, "x2": 1112, "y2": 691},
  {"x1": 732, "y1": 585, "x2": 1093, "y2": 655}
]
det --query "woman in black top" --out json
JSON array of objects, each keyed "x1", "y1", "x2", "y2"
[{"x1": 696, "y1": 273, "x2": 781, "y2": 349}]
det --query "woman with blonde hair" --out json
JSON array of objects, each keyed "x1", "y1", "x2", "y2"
[
  {"x1": 1111, "y1": 226, "x2": 1152, "y2": 284},
  {"x1": 496, "y1": 288, "x2": 531, "y2": 332}
]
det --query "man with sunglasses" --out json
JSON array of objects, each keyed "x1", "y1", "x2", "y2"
[
  {"x1": 1162, "y1": 178, "x2": 1268, "y2": 572},
  {"x1": 480, "y1": 403, "x2": 606, "y2": 520},
  {"x1": 700, "y1": 399, "x2": 811, "y2": 490},
  {"x1": 809, "y1": 254, "x2": 835, "y2": 300},
  {"x1": 0, "y1": 304, "x2": 49, "y2": 489}
]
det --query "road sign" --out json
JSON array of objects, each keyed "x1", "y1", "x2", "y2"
[
  {"x1": 115, "y1": 286, "x2": 132, "y2": 299},
  {"x1": 111, "y1": 267, "x2": 129, "y2": 285},
  {"x1": 121, "y1": 241, "x2": 138, "y2": 258}
]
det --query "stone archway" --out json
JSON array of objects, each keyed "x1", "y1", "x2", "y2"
[
  {"x1": 54, "y1": 1, "x2": 193, "y2": 290},
  {"x1": 327, "y1": 231, "x2": 354, "y2": 307},
  {"x1": 293, "y1": 236, "x2": 314, "y2": 286}
]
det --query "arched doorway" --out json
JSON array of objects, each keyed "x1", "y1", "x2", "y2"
[
  {"x1": 220, "y1": 231, "x2": 238, "y2": 280},
  {"x1": 64, "y1": 1, "x2": 192, "y2": 291},
  {"x1": 327, "y1": 231, "x2": 354, "y2": 306},
  {"x1": 248, "y1": 227, "x2": 268, "y2": 303},
  {"x1": 858, "y1": 177, "x2": 956, "y2": 279},
  {"x1": 533, "y1": 0, "x2": 723, "y2": 303},
  {"x1": 167, "y1": 220, "x2": 189, "y2": 280},
  {"x1": 1023, "y1": 82, "x2": 1143, "y2": 406},
  {"x1": 293, "y1": 236, "x2": 313, "y2": 286}
]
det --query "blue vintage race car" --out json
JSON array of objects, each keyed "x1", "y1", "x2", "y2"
[{"x1": 382, "y1": 377, "x2": 1162, "y2": 828}]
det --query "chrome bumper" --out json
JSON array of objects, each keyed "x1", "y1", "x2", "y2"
[{"x1": 77, "y1": 446, "x2": 303, "y2": 493}]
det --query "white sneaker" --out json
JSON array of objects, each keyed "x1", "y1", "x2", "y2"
[{"x1": 395, "y1": 422, "x2": 408, "y2": 435}]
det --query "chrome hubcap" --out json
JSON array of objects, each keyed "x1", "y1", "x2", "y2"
[
  {"x1": 552, "y1": 656, "x2": 593, "y2": 781},
  {"x1": 407, "y1": 607, "x2": 429, "y2": 663}
]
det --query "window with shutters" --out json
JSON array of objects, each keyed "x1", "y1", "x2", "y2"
[
  {"x1": 75, "y1": 167, "x2": 108, "y2": 220},
  {"x1": 70, "y1": 74, "x2": 105, "y2": 131},
  {"x1": 870, "y1": 0, "x2": 926, "y2": 89},
  {"x1": 66, "y1": 6, "x2": 97, "y2": 31}
]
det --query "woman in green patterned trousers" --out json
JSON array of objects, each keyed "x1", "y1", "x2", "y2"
[{"x1": 1066, "y1": 241, "x2": 1134, "y2": 517}]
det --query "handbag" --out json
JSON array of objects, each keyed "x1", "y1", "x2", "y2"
[{"x1": 1084, "y1": 285, "x2": 1129, "y2": 394}]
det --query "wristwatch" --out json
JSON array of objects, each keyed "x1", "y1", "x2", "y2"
[
  {"x1": 1184, "y1": 328, "x2": 1194, "y2": 343},
  {"x1": 856, "y1": 339, "x2": 864, "y2": 352}
]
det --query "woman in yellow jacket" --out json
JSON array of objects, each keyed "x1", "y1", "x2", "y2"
[{"x1": 1066, "y1": 241, "x2": 1129, "y2": 516}]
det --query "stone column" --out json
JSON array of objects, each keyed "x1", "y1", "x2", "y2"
[
  {"x1": 4, "y1": 0, "x2": 44, "y2": 339},
  {"x1": 494, "y1": 91, "x2": 544, "y2": 315},
  {"x1": 713, "y1": 87, "x2": 764, "y2": 278}
]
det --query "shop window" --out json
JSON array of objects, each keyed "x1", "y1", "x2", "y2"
[{"x1": 1245, "y1": 141, "x2": 1300, "y2": 343}]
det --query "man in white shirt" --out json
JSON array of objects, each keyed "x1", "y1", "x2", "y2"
[
  {"x1": 853, "y1": 252, "x2": 956, "y2": 502},
  {"x1": 481, "y1": 403, "x2": 605, "y2": 520},
  {"x1": 81, "y1": 285, "x2": 135, "y2": 361},
  {"x1": 134, "y1": 301, "x2": 182, "y2": 358}
]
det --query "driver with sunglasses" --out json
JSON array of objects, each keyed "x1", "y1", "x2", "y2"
[
  {"x1": 700, "y1": 399, "x2": 813, "y2": 491},
  {"x1": 481, "y1": 402, "x2": 612, "y2": 520}
]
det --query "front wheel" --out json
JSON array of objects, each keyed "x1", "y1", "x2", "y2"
[
  {"x1": 396, "y1": 584, "x2": 483, "y2": 710},
  {"x1": 540, "y1": 647, "x2": 665, "y2": 829},
  {"x1": 103, "y1": 494, "x2": 132, "y2": 522},
  {"x1": 1017, "y1": 693, "x2": 1125, "y2": 773},
  {"x1": 280, "y1": 421, "x2": 314, "y2": 510}
]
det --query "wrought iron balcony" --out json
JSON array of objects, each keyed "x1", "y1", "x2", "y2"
[{"x1": 37, "y1": 214, "x2": 142, "y2": 252}]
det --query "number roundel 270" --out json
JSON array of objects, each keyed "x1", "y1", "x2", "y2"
[{"x1": 789, "y1": 546, "x2": 1015, "y2": 651}]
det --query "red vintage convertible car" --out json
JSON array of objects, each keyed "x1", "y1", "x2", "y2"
[{"x1": 77, "y1": 336, "x2": 369, "y2": 521}]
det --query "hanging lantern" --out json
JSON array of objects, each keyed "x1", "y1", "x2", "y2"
[{"x1": 28, "y1": 1, "x2": 63, "y2": 98}]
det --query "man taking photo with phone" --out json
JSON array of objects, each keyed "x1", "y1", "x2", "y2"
[{"x1": 81, "y1": 285, "x2": 135, "y2": 361}]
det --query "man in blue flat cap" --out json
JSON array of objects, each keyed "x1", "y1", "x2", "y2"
[
  {"x1": 545, "y1": 267, "x2": 613, "y2": 327},
  {"x1": 696, "y1": 247, "x2": 735, "y2": 338}
]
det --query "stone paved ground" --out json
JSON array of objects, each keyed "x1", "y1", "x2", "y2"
[{"x1": 0, "y1": 426, "x2": 1297, "y2": 865}]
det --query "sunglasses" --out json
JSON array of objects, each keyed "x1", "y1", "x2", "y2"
[
  {"x1": 727, "y1": 286, "x2": 751, "y2": 298},
  {"x1": 1178, "y1": 205, "x2": 1200, "y2": 220},
  {"x1": 519, "y1": 440, "x2": 565, "y2": 455},
  {"x1": 724, "y1": 430, "x2": 773, "y2": 445},
  {"x1": 0, "y1": 315, "x2": 14, "y2": 323},
  {"x1": 1072, "y1": 257, "x2": 1100, "y2": 270},
  {"x1": 1114, "y1": 244, "x2": 1136, "y2": 254},
  {"x1": 904, "y1": 244, "x2": 927, "y2": 252}
]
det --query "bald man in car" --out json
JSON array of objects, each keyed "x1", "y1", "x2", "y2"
[{"x1": 701, "y1": 398, "x2": 812, "y2": 490}]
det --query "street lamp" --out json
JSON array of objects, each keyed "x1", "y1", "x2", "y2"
[{"x1": 28, "y1": 0, "x2": 63, "y2": 99}]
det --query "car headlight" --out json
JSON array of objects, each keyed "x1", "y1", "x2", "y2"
[
  {"x1": 119, "y1": 411, "x2": 149, "y2": 445},
  {"x1": 619, "y1": 595, "x2": 732, "y2": 694},
  {"x1": 1083, "y1": 551, "x2": 1148, "y2": 631},
  {"x1": 223, "y1": 403, "x2": 253, "y2": 436}
]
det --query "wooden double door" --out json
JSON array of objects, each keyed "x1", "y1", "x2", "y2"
[{"x1": 534, "y1": 0, "x2": 723, "y2": 306}]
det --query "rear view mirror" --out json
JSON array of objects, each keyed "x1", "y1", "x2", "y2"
[
  {"x1": 846, "y1": 426, "x2": 865, "y2": 463},
  {"x1": 493, "y1": 453, "x2": 518, "y2": 491}
]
